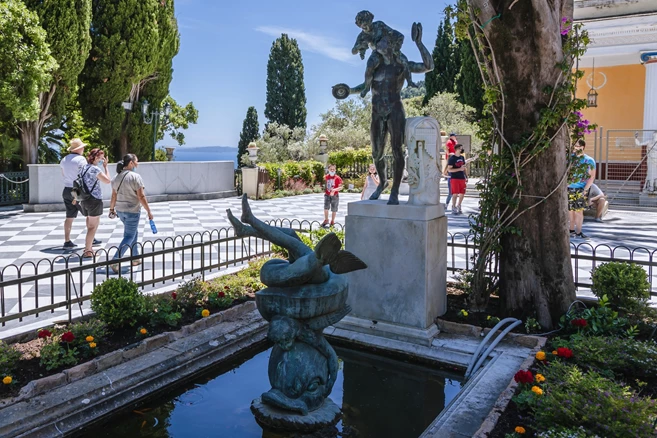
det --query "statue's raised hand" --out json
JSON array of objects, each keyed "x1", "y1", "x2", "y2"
[{"x1": 412, "y1": 22, "x2": 423, "y2": 43}]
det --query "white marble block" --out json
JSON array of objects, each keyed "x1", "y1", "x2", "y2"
[
  {"x1": 406, "y1": 117, "x2": 441, "y2": 206},
  {"x1": 339, "y1": 200, "x2": 447, "y2": 346}
]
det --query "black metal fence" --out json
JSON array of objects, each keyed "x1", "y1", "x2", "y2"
[
  {"x1": 0, "y1": 172, "x2": 29, "y2": 206},
  {"x1": 2, "y1": 224, "x2": 656, "y2": 328},
  {"x1": 340, "y1": 156, "x2": 394, "y2": 180},
  {"x1": 446, "y1": 232, "x2": 657, "y2": 295},
  {"x1": 0, "y1": 219, "x2": 338, "y2": 327}
]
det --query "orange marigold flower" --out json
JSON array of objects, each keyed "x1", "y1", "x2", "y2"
[
  {"x1": 89, "y1": 342, "x2": 97, "y2": 348},
  {"x1": 140, "y1": 328, "x2": 148, "y2": 335},
  {"x1": 85, "y1": 336, "x2": 94, "y2": 342},
  {"x1": 552, "y1": 350, "x2": 558, "y2": 355},
  {"x1": 515, "y1": 426, "x2": 526, "y2": 434},
  {"x1": 535, "y1": 373, "x2": 546, "y2": 383},
  {"x1": 201, "y1": 309, "x2": 210, "y2": 318},
  {"x1": 2, "y1": 376, "x2": 12, "y2": 385},
  {"x1": 531, "y1": 386, "x2": 543, "y2": 395},
  {"x1": 535, "y1": 351, "x2": 546, "y2": 361}
]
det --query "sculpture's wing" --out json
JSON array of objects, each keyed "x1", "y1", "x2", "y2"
[
  {"x1": 329, "y1": 250, "x2": 368, "y2": 274},
  {"x1": 314, "y1": 233, "x2": 342, "y2": 265},
  {"x1": 306, "y1": 305, "x2": 352, "y2": 330}
]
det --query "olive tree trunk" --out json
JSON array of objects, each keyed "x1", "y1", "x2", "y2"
[
  {"x1": 17, "y1": 84, "x2": 56, "y2": 165},
  {"x1": 468, "y1": 0, "x2": 576, "y2": 328}
]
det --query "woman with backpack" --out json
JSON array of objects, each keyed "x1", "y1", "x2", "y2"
[
  {"x1": 108, "y1": 154, "x2": 154, "y2": 273},
  {"x1": 77, "y1": 148, "x2": 111, "y2": 258}
]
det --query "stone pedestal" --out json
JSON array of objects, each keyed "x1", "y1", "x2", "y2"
[
  {"x1": 337, "y1": 201, "x2": 447, "y2": 346},
  {"x1": 242, "y1": 167, "x2": 260, "y2": 199}
]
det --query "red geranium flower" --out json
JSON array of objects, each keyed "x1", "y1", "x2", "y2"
[
  {"x1": 571, "y1": 318, "x2": 587, "y2": 328},
  {"x1": 37, "y1": 329, "x2": 52, "y2": 339},
  {"x1": 218, "y1": 291, "x2": 225, "y2": 298},
  {"x1": 513, "y1": 370, "x2": 534, "y2": 384},
  {"x1": 557, "y1": 347, "x2": 573, "y2": 359},
  {"x1": 61, "y1": 331, "x2": 75, "y2": 343},
  {"x1": 171, "y1": 292, "x2": 177, "y2": 300}
]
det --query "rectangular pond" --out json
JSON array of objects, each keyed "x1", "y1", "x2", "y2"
[{"x1": 81, "y1": 343, "x2": 464, "y2": 438}]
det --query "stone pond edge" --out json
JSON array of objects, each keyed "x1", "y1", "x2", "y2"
[
  {"x1": 0, "y1": 301, "x2": 268, "y2": 437},
  {"x1": 432, "y1": 317, "x2": 548, "y2": 438}
]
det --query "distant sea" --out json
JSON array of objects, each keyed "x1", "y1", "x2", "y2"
[{"x1": 173, "y1": 146, "x2": 238, "y2": 168}]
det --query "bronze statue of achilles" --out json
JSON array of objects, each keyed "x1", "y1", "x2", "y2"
[{"x1": 334, "y1": 11, "x2": 434, "y2": 205}]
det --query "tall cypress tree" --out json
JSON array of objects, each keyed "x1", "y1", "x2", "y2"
[
  {"x1": 456, "y1": 36, "x2": 484, "y2": 117},
  {"x1": 79, "y1": 0, "x2": 178, "y2": 160},
  {"x1": 237, "y1": 106, "x2": 259, "y2": 168},
  {"x1": 265, "y1": 34, "x2": 307, "y2": 130},
  {"x1": 424, "y1": 14, "x2": 459, "y2": 105},
  {"x1": 16, "y1": 0, "x2": 91, "y2": 164}
]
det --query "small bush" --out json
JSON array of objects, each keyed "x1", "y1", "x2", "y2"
[
  {"x1": 39, "y1": 338, "x2": 77, "y2": 371},
  {"x1": 0, "y1": 341, "x2": 21, "y2": 376},
  {"x1": 559, "y1": 295, "x2": 631, "y2": 337},
  {"x1": 561, "y1": 334, "x2": 657, "y2": 382},
  {"x1": 534, "y1": 361, "x2": 657, "y2": 437},
  {"x1": 90, "y1": 278, "x2": 146, "y2": 328},
  {"x1": 145, "y1": 294, "x2": 183, "y2": 328},
  {"x1": 591, "y1": 262, "x2": 650, "y2": 311}
]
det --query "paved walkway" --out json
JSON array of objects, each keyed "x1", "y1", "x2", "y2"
[{"x1": 0, "y1": 193, "x2": 654, "y2": 338}]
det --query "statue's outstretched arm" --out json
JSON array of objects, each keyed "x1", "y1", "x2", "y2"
[{"x1": 408, "y1": 22, "x2": 434, "y2": 74}]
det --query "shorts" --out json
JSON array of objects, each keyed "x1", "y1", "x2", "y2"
[
  {"x1": 79, "y1": 197, "x2": 104, "y2": 217},
  {"x1": 450, "y1": 179, "x2": 467, "y2": 195},
  {"x1": 568, "y1": 188, "x2": 586, "y2": 211},
  {"x1": 324, "y1": 194, "x2": 339, "y2": 212},
  {"x1": 62, "y1": 188, "x2": 81, "y2": 218}
]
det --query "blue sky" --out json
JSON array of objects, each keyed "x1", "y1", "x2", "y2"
[{"x1": 166, "y1": 0, "x2": 451, "y2": 148}]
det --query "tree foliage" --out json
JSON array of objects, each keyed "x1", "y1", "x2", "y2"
[
  {"x1": 456, "y1": 35, "x2": 484, "y2": 117},
  {"x1": 424, "y1": 13, "x2": 459, "y2": 104},
  {"x1": 257, "y1": 122, "x2": 306, "y2": 163},
  {"x1": 400, "y1": 80, "x2": 426, "y2": 99},
  {"x1": 237, "y1": 106, "x2": 260, "y2": 168},
  {"x1": 0, "y1": 0, "x2": 57, "y2": 123},
  {"x1": 79, "y1": 0, "x2": 179, "y2": 160},
  {"x1": 157, "y1": 96, "x2": 198, "y2": 147},
  {"x1": 265, "y1": 34, "x2": 307, "y2": 130},
  {"x1": 16, "y1": 0, "x2": 92, "y2": 164}
]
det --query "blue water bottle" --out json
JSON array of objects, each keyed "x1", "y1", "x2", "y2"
[{"x1": 149, "y1": 219, "x2": 158, "y2": 234}]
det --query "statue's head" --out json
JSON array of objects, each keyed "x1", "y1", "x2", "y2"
[
  {"x1": 268, "y1": 316, "x2": 301, "y2": 350},
  {"x1": 356, "y1": 10, "x2": 374, "y2": 31}
]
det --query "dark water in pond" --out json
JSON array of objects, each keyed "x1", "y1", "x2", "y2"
[{"x1": 82, "y1": 344, "x2": 463, "y2": 438}]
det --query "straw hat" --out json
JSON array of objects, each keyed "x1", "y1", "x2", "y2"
[{"x1": 67, "y1": 138, "x2": 86, "y2": 152}]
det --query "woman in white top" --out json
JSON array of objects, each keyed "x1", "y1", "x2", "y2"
[
  {"x1": 108, "y1": 154, "x2": 153, "y2": 273},
  {"x1": 361, "y1": 164, "x2": 380, "y2": 200}
]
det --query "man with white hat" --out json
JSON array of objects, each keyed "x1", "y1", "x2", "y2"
[{"x1": 60, "y1": 138, "x2": 91, "y2": 248}]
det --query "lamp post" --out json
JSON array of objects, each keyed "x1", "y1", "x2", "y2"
[
  {"x1": 586, "y1": 59, "x2": 599, "y2": 108},
  {"x1": 142, "y1": 100, "x2": 171, "y2": 161}
]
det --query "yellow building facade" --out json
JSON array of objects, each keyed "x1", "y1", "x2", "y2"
[{"x1": 575, "y1": 0, "x2": 657, "y2": 205}]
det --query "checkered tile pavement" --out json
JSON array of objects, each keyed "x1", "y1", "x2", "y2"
[{"x1": 0, "y1": 192, "x2": 655, "y2": 337}]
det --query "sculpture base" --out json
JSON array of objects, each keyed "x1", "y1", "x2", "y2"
[
  {"x1": 251, "y1": 397, "x2": 341, "y2": 433},
  {"x1": 342, "y1": 201, "x2": 447, "y2": 346},
  {"x1": 335, "y1": 315, "x2": 440, "y2": 346}
]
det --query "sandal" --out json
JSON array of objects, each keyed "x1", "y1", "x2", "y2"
[
  {"x1": 131, "y1": 259, "x2": 142, "y2": 266},
  {"x1": 82, "y1": 250, "x2": 95, "y2": 259}
]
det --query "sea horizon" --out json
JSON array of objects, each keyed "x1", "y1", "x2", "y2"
[{"x1": 172, "y1": 145, "x2": 238, "y2": 168}]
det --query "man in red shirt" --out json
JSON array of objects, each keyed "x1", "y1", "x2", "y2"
[
  {"x1": 322, "y1": 164, "x2": 343, "y2": 227},
  {"x1": 442, "y1": 133, "x2": 457, "y2": 209}
]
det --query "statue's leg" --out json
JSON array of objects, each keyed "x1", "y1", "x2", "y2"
[
  {"x1": 387, "y1": 110, "x2": 406, "y2": 205},
  {"x1": 369, "y1": 114, "x2": 389, "y2": 200},
  {"x1": 236, "y1": 195, "x2": 312, "y2": 259}
]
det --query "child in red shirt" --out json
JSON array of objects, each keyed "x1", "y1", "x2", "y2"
[{"x1": 322, "y1": 164, "x2": 343, "y2": 227}]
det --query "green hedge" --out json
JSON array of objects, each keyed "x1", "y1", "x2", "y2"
[
  {"x1": 328, "y1": 149, "x2": 371, "y2": 170},
  {"x1": 259, "y1": 161, "x2": 325, "y2": 186}
]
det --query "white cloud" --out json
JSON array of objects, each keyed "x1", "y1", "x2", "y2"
[{"x1": 255, "y1": 26, "x2": 357, "y2": 64}]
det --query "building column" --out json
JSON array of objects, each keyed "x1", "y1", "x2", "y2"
[{"x1": 640, "y1": 52, "x2": 657, "y2": 202}]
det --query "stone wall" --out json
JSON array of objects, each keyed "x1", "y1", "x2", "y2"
[{"x1": 25, "y1": 161, "x2": 236, "y2": 212}]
